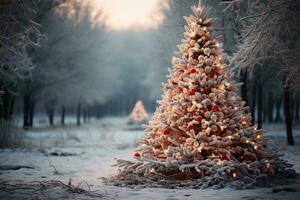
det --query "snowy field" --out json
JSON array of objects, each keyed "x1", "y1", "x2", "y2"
[{"x1": 0, "y1": 117, "x2": 300, "y2": 200}]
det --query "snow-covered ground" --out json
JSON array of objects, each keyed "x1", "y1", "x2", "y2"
[{"x1": 0, "y1": 117, "x2": 300, "y2": 199}]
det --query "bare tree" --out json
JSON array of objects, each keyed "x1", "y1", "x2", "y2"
[{"x1": 231, "y1": 0, "x2": 300, "y2": 145}]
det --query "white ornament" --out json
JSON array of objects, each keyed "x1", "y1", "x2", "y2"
[
  {"x1": 203, "y1": 48, "x2": 211, "y2": 55},
  {"x1": 211, "y1": 114, "x2": 218, "y2": 122},
  {"x1": 198, "y1": 55, "x2": 205, "y2": 65},
  {"x1": 211, "y1": 125, "x2": 218, "y2": 132},
  {"x1": 202, "y1": 98, "x2": 211, "y2": 106},
  {"x1": 209, "y1": 93, "x2": 216, "y2": 98},
  {"x1": 186, "y1": 138, "x2": 194, "y2": 146},
  {"x1": 207, "y1": 80, "x2": 213, "y2": 87},
  {"x1": 205, "y1": 58, "x2": 212, "y2": 66},
  {"x1": 204, "y1": 111, "x2": 211, "y2": 118},
  {"x1": 217, "y1": 112, "x2": 224, "y2": 118},
  {"x1": 240, "y1": 136, "x2": 247, "y2": 143},
  {"x1": 190, "y1": 40, "x2": 196, "y2": 46},
  {"x1": 204, "y1": 66, "x2": 212, "y2": 73},
  {"x1": 200, "y1": 80, "x2": 206, "y2": 87}
]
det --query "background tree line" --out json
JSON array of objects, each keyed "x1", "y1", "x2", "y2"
[{"x1": 1, "y1": 0, "x2": 299, "y2": 147}]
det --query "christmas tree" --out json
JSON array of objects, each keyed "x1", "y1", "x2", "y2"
[
  {"x1": 129, "y1": 100, "x2": 148, "y2": 122},
  {"x1": 106, "y1": 1, "x2": 294, "y2": 189}
]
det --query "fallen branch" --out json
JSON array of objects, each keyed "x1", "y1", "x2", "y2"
[
  {"x1": 0, "y1": 179, "x2": 106, "y2": 199},
  {"x1": 0, "y1": 165, "x2": 34, "y2": 170}
]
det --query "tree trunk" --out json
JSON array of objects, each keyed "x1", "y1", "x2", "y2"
[
  {"x1": 0, "y1": 88, "x2": 15, "y2": 120},
  {"x1": 275, "y1": 96, "x2": 282, "y2": 123},
  {"x1": 257, "y1": 77, "x2": 263, "y2": 129},
  {"x1": 77, "y1": 103, "x2": 81, "y2": 126},
  {"x1": 29, "y1": 101, "x2": 34, "y2": 127},
  {"x1": 240, "y1": 70, "x2": 248, "y2": 107},
  {"x1": 61, "y1": 106, "x2": 65, "y2": 126},
  {"x1": 267, "y1": 91, "x2": 274, "y2": 123},
  {"x1": 45, "y1": 102, "x2": 55, "y2": 126},
  {"x1": 251, "y1": 77, "x2": 257, "y2": 125},
  {"x1": 295, "y1": 95, "x2": 299, "y2": 123},
  {"x1": 8, "y1": 96, "x2": 15, "y2": 119},
  {"x1": 48, "y1": 108, "x2": 54, "y2": 126},
  {"x1": 23, "y1": 94, "x2": 30, "y2": 129},
  {"x1": 283, "y1": 85, "x2": 294, "y2": 145}
]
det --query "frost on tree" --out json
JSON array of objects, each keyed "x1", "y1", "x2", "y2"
[
  {"x1": 105, "y1": 1, "x2": 294, "y2": 189},
  {"x1": 129, "y1": 100, "x2": 148, "y2": 123}
]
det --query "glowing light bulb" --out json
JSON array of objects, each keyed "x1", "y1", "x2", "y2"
[
  {"x1": 253, "y1": 124, "x2": 258, "y2": 130},
  {"x1": 254, "y1": 145, "x2": 258, "y2": 150},
  {"x1": 256, "y1": 135, "x2": 261, "y2": 139},
  {"x1": 242, "y1": 120, "x2": 247, "y2": 126},
  {"x1": 219, "y1": 85, "x2": 225, "y2": 91},
  {"x1": 246, "y1": 139, "x2": 250, "y2": 143},
  {"x1": 191, "y1": 32, "x2": 196, "y2": 37},
  {"x1": 232, "y1": 172, "x2": 237, "y2": 178}
]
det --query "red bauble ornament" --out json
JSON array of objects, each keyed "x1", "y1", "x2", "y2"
[
  {"x1": 189, "y1": 88, "x2": 197, "y2": 95},
  {"x1": 243, "y1": 152, "x2": 257, "y2": 161},
  {"x1": 179, "y1": 86, "x2": 184, "y2": 92},
  {"x1": 133, "y1": 151, "x2": 141, "y2": 158},
  {"x1": 161, "y1": 139, "x2": 170, "y2": 149},
  {"x1": 188, "y1": 124, "x2": 194, "y2": 131},
  {"x1": 212, "y1": 105, "x2": 219, "y2": 112},
  {"x1": 195, "y1": 117, "x2": 203, "y2": 123},
  {"x1": 210, "y1": 69, "x2": 219, "y2": 77},
  {"x1": 162, "y1": 128, "x2": 171, "y2": 136},
  {"x1": 171, "y1": 80, "x2": 178, "y2": 85},
  {"x1": 190, "y1": 68, "x2": 197, "y2": 74}
]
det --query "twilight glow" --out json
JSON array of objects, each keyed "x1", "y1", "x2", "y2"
[{"x1": 88, "y1": 0, "x2": 169, "y2": 30}]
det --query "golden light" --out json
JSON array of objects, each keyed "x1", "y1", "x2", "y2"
[
  {"x1": 242, "y1": 120, "x2": 247, "y2": 126},
  {"x1": 88, "y1": 0, "x2": 168, "y2": 30},
  {"x1": 190, "y1": 31, "x2": 197, "y2": 38},
  {"x1": 256, "y1": 135, "x2": 261, "y2": 139},
  {"x1": 219, "y1": 85, "x2": 225, "y2": 91}
]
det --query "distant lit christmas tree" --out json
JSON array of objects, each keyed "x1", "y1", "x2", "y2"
[
  {"x1": 129, "y1": 100, "x2": 148, "y2": 122},
  {"x1": 106, "y1": 1, "x2": 294, "y2": 189}
]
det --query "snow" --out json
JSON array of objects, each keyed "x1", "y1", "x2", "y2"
[{"x1": 0, "y1": 117, "x2": 300, "y2": 199}]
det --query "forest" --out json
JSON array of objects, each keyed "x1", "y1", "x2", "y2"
[{"x1": 0, "y1": 0, "x2": 300, "y2": 199}]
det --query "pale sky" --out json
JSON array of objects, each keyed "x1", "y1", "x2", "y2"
[{"x1": 88, "y1": 0, "x2": 169, "y2": 30}]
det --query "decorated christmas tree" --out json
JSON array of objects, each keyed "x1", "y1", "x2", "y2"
[
  {"x1": 129, "y1": 100, "x2": 148, "y2": 123},
  {"x1": 106, "y1": 1, "x2": 294, "y2": 189}
]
